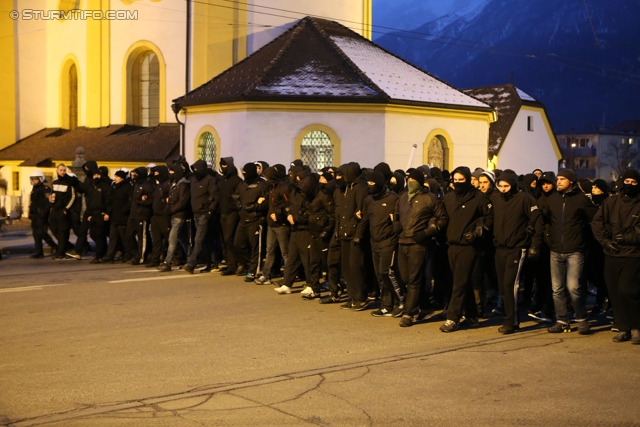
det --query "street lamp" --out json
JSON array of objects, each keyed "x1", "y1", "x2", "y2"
[{"x1": 571, "y1": 142, "x2": 577, "y2": 169}]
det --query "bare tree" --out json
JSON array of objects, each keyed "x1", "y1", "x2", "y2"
[{"x1": 600, "y1": 138, "x2": 640, "y2": 177}]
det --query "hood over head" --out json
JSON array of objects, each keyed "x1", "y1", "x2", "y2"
[
  {"x1": 153, "y1": 166, "x2": 169, "y2": 183},
  {"x1": 452, "y1": 166, "x2": 473, "y2": 196},
  {"x1": 133, "y1": 166, "x2": 148, "y2": 181},
  {"x1": 273, "y1": 164, "x2": 287, "y2": 177},
  {"x1": 192, "y1": 160, "x2": 209, "y2": 180},
  {"x1": 82, "y1": 161, "x2": 99, "y2": 177},
  {"x1": 263, "y1": 166, "x2": 285, "y2": 184},
  {"x1": 299, "y1": 173, "x2": 319, "y2": 200},
  {"x1": 425, "y1": 178, "x2": 441, "y2": 195},
  {"x1": 366, "y1": 170, "x2": 386, "y2": 196},
  {"x1": 242, "y1": 162, "x2": 259, "y2": 184},
  {"x1": 289, "y1": 165, "x2": 304, "y2": 185},
  {"x1": 496, "y1": 172, "x2": 519, "y2": 196},
  {"x1": 341, "y1": 162, "x2": 361, "y2": 185},
  {"x1": 390, "y1": 169, "x2": 405, "y2": 194},
  {"x1": 374, "y1": 162, "x2": 393, "y2": 182},
  {"x1": 417, "y1": 165, "x2": 431, "y2": 179},
  {"x1": 170, "y1": 163, "x2": 184, "y2": 181},
  {"x1": 220, "y1": 157, "x2": 237, "y2": 177},
  {"x1": 430, "y1": 167, "x2": 443, "y2": 180}
]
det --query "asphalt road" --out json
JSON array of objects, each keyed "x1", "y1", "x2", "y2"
[{"x1": 0, "y1": 254, "x2": 638, "y2": 427}]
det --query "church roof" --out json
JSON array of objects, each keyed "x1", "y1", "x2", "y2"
[
  {"x1": 173, "y1": 17, "x2": 491, "y2": 112},
  {"x1": 0, "y1": 124, "x2": 179, "y2": 166},
  {"x1": 462, "y1": 84, "x2": 549, "y2": 156}
]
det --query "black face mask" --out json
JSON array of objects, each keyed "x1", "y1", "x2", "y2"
[
  {"x1": 623, "y1": 183, "x2": 640, "y2": 198},
  {"x1": 453, "y1": 182, "x2": 469, "y2": 195},
  {"x1": 592, "y1": 194, "x2": 608, "y2": 206},
  {"x1": 169, "y1": 172, "x2": 177, "y2": 182},
  {"x1": 367, "y1": 183, "x2": 383, "y2": 195},
  {"x1": 335, "y1": 176, "x2": 344, "y2": 187}
]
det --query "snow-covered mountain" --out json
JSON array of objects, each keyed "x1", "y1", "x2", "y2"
[{"x1": 375, "y1": 0, "x2": 640, "y2": 132}]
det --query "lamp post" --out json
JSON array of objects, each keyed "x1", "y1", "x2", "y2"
[{"x1": 570, "y1": 142, "x2": 577, "y2": 170}]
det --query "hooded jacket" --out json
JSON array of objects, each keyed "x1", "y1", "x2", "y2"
[
  {"x1": 110, "y1": 178, "x2": 133, "y2": 225},
  {"x1": 130, "y1": 167, "x2": 155, "y2": 221},
  {"x1": 84, "y1": 175, "x2": 114, "y2": 218},
  {"x1": 218, "y1": 157, "x2": 243, "y2": 216},
  {"x1": 51, "y1": 173, "x2": 76, "y2": 213},
  {"x1": 189, "y1": 160, "x2": 218, "y2": 217},
  {"x1": 591, "y1": 186, "x2": 640, "y2": 257},
  {"x1": 359, "y1": 181, "x2": 400, "y2": 250},
  {"x1": 166, "y1": 164, "x2": 191, "y2": 219},
  {"x1": 443, "y1": 166, "x2": 493, "y2": 246},
  {"x1": 490, "y1": 172, "x2": 543, "y2": 250},
  {"x1": 264, "y1": 166, "x2": 291, "y2": 227},
  {"x1": 540, "y1": 184, "x2": 597, "y2": 253},
  {"x1": 287, "y1": 174, "x2": 318, "y2": 232},
  {"x1": 394, "y1": 186, "x2": 448, "y2": 246},
  {"x1": 151, "y1": 166, "x2": 171, "y2": 217},
  {"x1": 235, "y1": 163, "x2": 269, "y2": 222},
  {"x1": 334, "y1": 163, "x2": 368, "y2": 241},
  {"x1": 308, "y1": 175, "x2": 336, "y2": 239}
]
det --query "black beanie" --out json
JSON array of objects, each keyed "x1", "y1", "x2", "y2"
[
  {"x1": 367, "y1": 170, "x2": 386, "y2": 187},
  {"x1": 115, "y1": 170, "x2": 127, "y2": 180},
  {"x1": 242, "y1": 162, "x2": 259, "y2": 183},
  {"x1": 557, "y1": 168, "x2": 576, "y2": 183},
  {"x1": 408, "y1": 168, "x2": 425, "y2": 186},
  {"x1": 593, "y1": 179, "x2": 610, "y2": 194},
  {"x1": 622, "y1": 169, "x2": 640, "y2": 182}
]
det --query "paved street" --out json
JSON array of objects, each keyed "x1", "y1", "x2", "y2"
[{"x1": 0, "y1": 254, "x2": 638, "y2": 427}]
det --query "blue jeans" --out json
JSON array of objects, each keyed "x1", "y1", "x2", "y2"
[
  {"x1": 164, "y1": 217, "x2": 190, "y2": 265},
  {"x1": 550, "y1": 251, "x2": 587, "y2": 323},
  {"x1": 187, "y1": 215, "x2": 209, "y2": 268},
  {"x1": 263, "y1": 226, "x2": 289, "y2": 278}
]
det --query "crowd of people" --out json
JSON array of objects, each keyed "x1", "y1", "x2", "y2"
[{"x1": 26, "y1": 157, "x2": 640, "y2": 344}]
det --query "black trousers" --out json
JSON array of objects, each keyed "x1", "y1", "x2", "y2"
[
  {"x1": 309, "y1": 236, "x2": 329, "y2": 292},
  {"x1": 88, "y1": 216, "x2": 108, "y2": 258},
  {"x1": 327, "y1": 236, "x2": 342, "y2": 296},
  {"x1": 220, "y1": 212, "x2": 240, "y2": 270},
  {"x1": 495, "y1": 247, "x2": 527, "y2": 328},
  {"x1": 447, "y1": 245, "x2": 479, "y2": 322},
  {"x1": 150, "y1": 215, "x2": 171, "y2": 264},
  {"x1": 604, "y1": 256, "x2": 640, "y2": 331},
  {"x1": 73, "y1": 212, "x2": 92, "y2": 254},
  {"x1": 31, "y1": 216, "x2": 56, "y2": 255},
  {"x1": 341, "y1": 239, "x2": 367, "y2": 303},
  {"x1": 533, "y1": 245, "x2": 554, "y2": 317},
  {"x1": 126, "y1": 217, "x2": 151, "y2": 263},
  {"x1": 397, "y1": 244, "x2": 428, "y2": 316},
  {"x1": 283, "y1": 230, "x2": 312, "y2": 287},
  {"x1": 472, "y1": 247, "x2": 498, "y2": 317},
  {"x1": 49, "y1": 209, "x2": 70, "y2": 258},
  {"x1": 106, "y1": 223, "x2": 128, "y2": 260},
  {"x1": 373, "y1": 248, "x2": 401, "y2": 311},
  {"x1": 234, "y1": 219, "x2": 264, "y2": 275}
]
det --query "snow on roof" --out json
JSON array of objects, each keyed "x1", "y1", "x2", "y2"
[
  {"x1": 330, "y1": 36, "x2": 490, "y2": 108},
  {"x1": 516, "y1": 87, "x2": 536, "y2": 102}
]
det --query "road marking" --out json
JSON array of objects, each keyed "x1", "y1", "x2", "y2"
[
  {"x1": 128, "y1": 269, "x2": 163, "y2": 273},
  {"x1": 0, "y1": 284, "x2": 68, "y2": 293},
  {"x1": 108, "y1": 275, "x2": 201, "y2": 284}
]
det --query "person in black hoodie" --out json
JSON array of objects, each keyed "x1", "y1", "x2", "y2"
[
  {"x1": 83, "y1": 168, "x2": 114, "y2": 262},
  {"x1": 588, "y1": 179, "x2": 610, "y2": 314},
  {"x1": 392, "y1": 169, "x2": 448, "y2": 326},
  {"x1": 148, "y1": 166, "x2": 171, "y2": 268},
  {"x1": 233, "y1": 163, "x2": 268, "y2": 281},
  {"x1": 541, "y1": 168, "x2": 597, "y2": 334},
  {"x1": 359, "y1": 171, "x2": 401, "y2": 317},
  {"x1": 28, "y1": 170, "x2": 57, "y2": 258},
  {"x1": 256, "y1": 166, "x2": 290, "y2": 285},
  {"x1": 103, "y1": 170, "x2": 132, "y2": 263},
  {"x1": 49, "y1": 164, "x2": 76, "y2": 259},
  {"x1": 159, "y1": 163, "x2": 191, "y2": 272},
  {"x1": 274, "y1": 170, "x2": 315, "y2": 294},
  {"x1": 592, "y1": 169, "x2": 640, "y2": 344},
  {"x1": 440, "y1": 166, "x2": 494, "y2": 332},
  {"x1": 184, "y1": 160, "x2": 218, "y2": 273},
  {"x1": 334, "y1": 162, "x2": 371, "y2": 310},
  {"x1": 491, "y1": 172, "x2": 543, "y2": 334},
  {"x1": 65, "y1": 161, "x2": 99, "y2": 259},
  {"x1": 126, "y1": 167, "x2": 155, "y2": 264},
  {"x1": 305, "y1": 173, "x2": 336, "y2": 299},
  {"x1": 218, "y1": 157, "x2": 244, "y2": 275}
]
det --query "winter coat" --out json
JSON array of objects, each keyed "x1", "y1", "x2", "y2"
[
  {"x1": 490, "y1": 189, "x2": 543, "y2": 250},
  {"x1": 591, "y1": 190, "x2": 640, "y2": 257},
  {"x1": 166, "y1": 178, "x2": 191, "y2": 219},
  {"x1": 152, "y1": 179, "x2": 171, "y2": 217},
  {"x1": 359, "y1": 189, "x2": 399, "y2": 250},
  {"x1": 235, "y1": 180, "x2": 269, "y2": 223},
  {"x1": 29, "y1": 182, "x2": 51, "y2": 219},
  {"x1": 51, "y1": 174, "x2": 76, "y2": 213},
  {"x1": 443, "y1": 188, "x2": 493, "y2": 247},
  {"x1": 84, "y1": 177, "x2": 114, "y2": 218},
  {"x1": 189, "y1": 173, "x2": 218, "y2": 218},
  {"x1": 334, "y1": 163, "x2": 368, "y2": 241},
  {"x1": 395, "y1": 187, "x2": 448, "y2": 246},
  {"x1": 130, "y1": 168, "x2": 155, "y2": 221},
  {"x1": 110, "y1": 179, "x2": 133, "y2": 225},
  {"x1": 308, "y1": 185, "x2": 335, "y2": 239},
  {"x1": 218, "y1": 157, "x2": 243, "y2": 216}
]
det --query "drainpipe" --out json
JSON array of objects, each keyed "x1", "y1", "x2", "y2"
[{"x1": 172, "y1": 104, "x2": 185, "y2": 158}]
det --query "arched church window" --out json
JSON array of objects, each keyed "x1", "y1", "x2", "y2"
[
  {"x1": 427, "y1": 136, "x2": 445, "y2": 170},
  {"x1": 132, "y1": 51, "x2": 159, "y2": 127},
  {"x1": 300, "y1": 131, "x2": 333, "y2": 173},
  {"x1": 197, "y1": 132, "x2": 217, "y2": 165},
  {"x1": 69, "y1": 63, "x2": 78, "y2": 130}
]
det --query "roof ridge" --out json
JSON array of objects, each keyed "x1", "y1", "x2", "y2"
[
  {"x1": 242, "y1": 18, "x2": 308, "y2": 97},
  {"x1": 308, "y1": 18, "x2": 389, "y2": 100}
]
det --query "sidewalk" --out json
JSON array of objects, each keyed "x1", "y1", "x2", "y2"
[{"x1": 0, "y1": 219, "x2": 79, "y2": 256}]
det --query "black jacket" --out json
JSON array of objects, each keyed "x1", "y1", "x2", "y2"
[
  {"x1": 308, "y1": 181, "x2": 335, "y2": 238},
  {"x1": 359, "y1": 189, "x2": 399, "y2": 250},
  {"x1": 189, "y1": 160, "x2": 218, "y2": 217},
  {"x1": 85, "y1": 177, "x2": 114, "y2": 218},
  {"x1": 130, "y1": 168, "x2": 155, "y2": 221},
  {"x1": 152, "y1": 179, "x2": 171, "y2": 217},
  {"x1": 264, "y1": 167, "x2": 291, "y2": 228},
  {"x1": 167, "y1": 178, "x2": 191, "y2": 219},
  {"x1": 29, "y1": 182, "x2": 51, "y2": 219},
  {"x1": 218, "y1": 157, "x2": 243, "y2": 216},
  {"x1": 51, "y1": 174, "x2": 76, "y2": 213},
  {"x1": 334, "y1": 163, "x2": 368, "y2": 241},
  {"x1": 490, "y1": 181, "x2": 543, "y2": 250},
  {"x1": 591, "y1": 190, "x2": 640, "y2": 257},
  {"x1": 443, "y1": 187, "x2": 493, "y2": 246},
  {"x1": 395, "y1": 187, "x2": 448, "y2": 246},
  {"x1": 540, "y1": 186, "x2": 597, "y2": 253},
  {"x1": 110, "y1": 179, "x2": 133, "y2": 225},
  {"x1": 235, "y1": 180, "x2": 269, "y2": 223}
]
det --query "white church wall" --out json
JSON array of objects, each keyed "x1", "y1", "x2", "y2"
[{"x1": 497, "y1": 109, "x2": 559, "y2": 174}]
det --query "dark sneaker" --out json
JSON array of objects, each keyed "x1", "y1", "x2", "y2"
[
  {"x1": 302, "y1": 292, "x2": 321, "y2": 300},
  {"x1": 548, "y1": 322, "x2": 571, "y2": 333},
  {"x1": 371, "y1": 308, "x2": 393, "y2": 317},
  {"x1": 211, "y1": 264, "x2": 220, "y2": 272},
  {"x1": 244, "y1": 273, "x2": 255, "y2": 282},
  {"x1": 399, "y1": 315, "x2": 413, "y2": 327},
  {"x1": 528, "y1": 311, "x2": 553, "y2": 323},
  {"x1": 234, "y1": 265, "x2": 246, "y2": 276},
  {"x1": 183, "y1": 265, "x2": 195, "y2": 274},
  {"x1": 577, "y1": 319, "x2": 591, "y2": 335},
  {"x1": 414, "y1": 308, "x2": 434, "y2": 322},
  {"x1": 439, "y1": 320, "x2": 459, "y2": 333},
  {"x1": 158, "y1": 263, "x2": 172, "y2": 272},
  {"x1": 612, "y1": 331, "x2": 631, "y2": 343},
  {"x1": 220, "y1": 269, "x2": 235, "y2": 276},
  {"x1": 254, "y1": 276, "x2": 272, "y2": 285},
  {"x1": 460, "y1": 316, "x2": 479, "y2": 328},
  {"x1": 498, "y1": 326, "x2": 515, "y2": 335},
  {"x1": 340, "y1": 301, "x2": 353, "y2": 310},
  {"x1": 319, "y1": 295, "x2": 341, "y2": 304},
  {"x1": 392, "y1": 306, "x2": 404, "y2": 318},
  {"x1": 30, "y1": 253, "x2": 45, "y2": 259},
  {"x1": 66, "y1": 250, "x2": 82, "y2": 260},
  {"x1": 350, "y1": 301, "x2": 368, "y2": 311}
]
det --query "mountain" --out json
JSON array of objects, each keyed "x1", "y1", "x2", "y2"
[{"x1": 374, "y1": 0, "x2": 640, "y2": 132}]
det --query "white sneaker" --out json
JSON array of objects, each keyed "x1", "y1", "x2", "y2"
[
  {"x1": 300, "y1": 286, "x2": 313, "y2": 296},
  {"x1": 274, "y1": 285, "x2": 292, "y2": 294}
]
